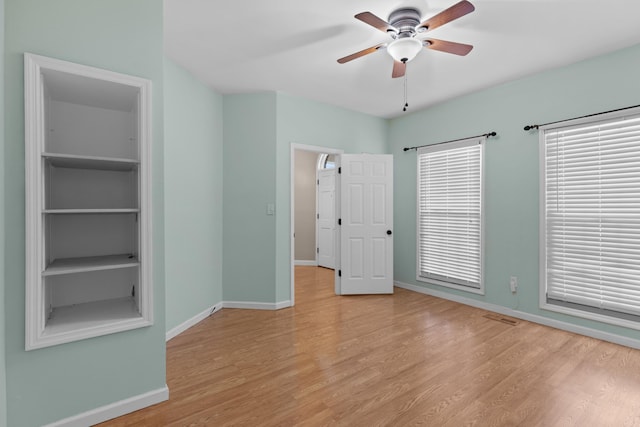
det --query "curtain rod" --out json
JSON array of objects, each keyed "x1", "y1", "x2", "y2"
[
  {"x1": 403, "y1": 131, "x2": 497, "y2": 152},
  {"x1": 523, "y1": 104, "x2": 640, "y2": 131}
]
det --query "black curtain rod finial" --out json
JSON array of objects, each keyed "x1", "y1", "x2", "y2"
[{"x1": 523, "y1": 125, "x2": 539, "y2": 131}]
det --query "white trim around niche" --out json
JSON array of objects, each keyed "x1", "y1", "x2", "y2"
[{"x1": 23, "y1": 53, "x2": 154, "y2": 350}]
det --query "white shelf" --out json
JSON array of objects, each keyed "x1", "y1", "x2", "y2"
[
  {"x1": 44, "y1": 254, "x2": 139, "y2": 276},
  {"x1": 43, "y1": 152, "x2": 139, "y2": 171},
  {"x1": 43, "y1": 208, "x2": 139, "y2": 214},
  {"x1": 25, "y1": 53, "x2": 153, "y2": 350},
  {"x1": 43, "y1": 297, "x2": 142, "y2": 336}
]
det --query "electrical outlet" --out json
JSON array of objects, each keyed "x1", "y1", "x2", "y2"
[{"x1": 510, "y1": 276, "x2": 518, "y2": 293}]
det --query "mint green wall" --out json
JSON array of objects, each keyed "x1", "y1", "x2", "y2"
[
  {"x1": 390, "y1": 43, "x2": 640, "y2": 340},
  {"x1": 164, "y1": 59, "x2": 223, "y2": 331},
  {"x1": 223, "y1": 93, "x2": 278, "y2": 302},
  {"x1": 0, "y1": 0, "x2": 7, "y2": 424},
  {"x1": 4, "y1": 1, "x2": 166, "y2": 426},
  {"x1": 275, "y1": 93, "x2": 389, "y2": 302},
  {"x1": 222, "y1": 92, "x2": 388, "y2": 304}
]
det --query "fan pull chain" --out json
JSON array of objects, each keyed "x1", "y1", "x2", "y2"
[{"x1": 403, "y1": 66, "x2": 409, "y2": 112}]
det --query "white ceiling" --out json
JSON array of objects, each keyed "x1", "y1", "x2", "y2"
[{"x1": 164, "y1": 0, "x2": 640, "y2": 119}]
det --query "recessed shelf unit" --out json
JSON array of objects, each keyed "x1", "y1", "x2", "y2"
[{"x1": 24, "y1": 53, "x2": 153, "y2": 350}]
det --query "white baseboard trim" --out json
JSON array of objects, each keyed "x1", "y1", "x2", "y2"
[
  {"x1": 166, "y1": 302, "x2": 223, "y2": 342},
  {"x1": 166, "y1": 299, "x2": 292, "y2": 342},
  {"x1": 44, "y1": 386, "x2": 169, "y2": 427},
  {"x1": 223, "y1": 300, "x2": 292, "y2": 310},
  {"x1": 275, "y1": 300, "x2": 292, "y2": 310},
  {"x1": 295, "y1": 260, "x2": 317, "y2": 266},
  {"x1": 395, "y1": 280, "x2": 640, "y2": 350}
]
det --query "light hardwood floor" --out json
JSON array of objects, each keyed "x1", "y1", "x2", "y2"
[{"x1": 100, "y1": 266, "x2": 640, "y2": 426}]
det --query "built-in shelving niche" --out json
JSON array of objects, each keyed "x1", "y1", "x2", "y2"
[{"x1": 25, "y1": 53, "x2": 153, "y2": 350}]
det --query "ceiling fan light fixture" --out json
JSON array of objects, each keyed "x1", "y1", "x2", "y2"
[{"x1": 387, "y1": 38, "x2": 423, "y2": 63}]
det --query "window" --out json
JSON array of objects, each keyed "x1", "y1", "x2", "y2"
[
  {"x1": 417, "y1": 138, "x2": 484, "y2": 293},
  {"x1": 541, "y1": 108, "x2": 640, "y2": 328},
  {"x1": 317, "y1": 153, "x2": 336, "y2": 170}
]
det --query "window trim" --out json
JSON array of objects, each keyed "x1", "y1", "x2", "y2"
[
  {"x1": 539, "y1": 106, "x2": 640, "y2": 331},
  {"x1": 415, "y1": 137, "x2": 485, "y2": 295}
]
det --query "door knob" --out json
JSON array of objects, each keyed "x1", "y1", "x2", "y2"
[{"x1": 387, "y1": 230, "x2": 392, "y2": 235}]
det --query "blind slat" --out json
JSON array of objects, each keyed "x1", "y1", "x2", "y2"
[
  {"x1": 418, "y1": 140, "x2": 483, "y2": 289},
  {"x1": 544, "y1": 111, "x2": 640, "y2": 318}
]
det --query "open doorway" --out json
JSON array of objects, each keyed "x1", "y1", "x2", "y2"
[{"x1": 290, "y1": 144, "x2": 343, "y2": 306}]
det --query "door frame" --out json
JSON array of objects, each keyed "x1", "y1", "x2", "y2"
[{"x1": 290, "y1": 143, "x2": 343, "y2": 306}]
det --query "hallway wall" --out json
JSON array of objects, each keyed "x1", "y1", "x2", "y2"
[{"x1": 294, "y1": 149, "x2": 317, "y2": 262}]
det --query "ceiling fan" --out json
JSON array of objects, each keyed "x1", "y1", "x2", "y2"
[{"x1": 337, "y1": 0, "x2": 475, "y2": 78}]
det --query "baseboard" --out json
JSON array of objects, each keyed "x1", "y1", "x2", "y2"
[
  {"x1": 223, "y1": 300, "x2": 292, "y2": 310},
  {"x1": 395, "y1": 280, "x2": 640, "y2": 350},
  {"x1": 166, "y1": 299, "x2": 292, "y2": 342},
  {"x1": 295, "y1": 260, "x2": 317, "y2": 266},
  {"x1": 44, "y1": 386, "x2": 169, "y2": 427},
  {"x1": 166, "y1": 302, "x2": 222, "y2": 342},
  {"x1": 274, "y1": 300, "x2": 292, "y2": 310}
]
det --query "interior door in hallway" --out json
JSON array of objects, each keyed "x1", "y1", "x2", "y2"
[
  {"x1": 336, "y1": 154, "x2": 393, "y2": 295},
  {"x1": 317, "y1": 168, "x2": 336, "y2": 269}
]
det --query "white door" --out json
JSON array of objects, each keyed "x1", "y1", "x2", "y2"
[
  {"x1": 317, "y1": 168, "x2": 336, "y2": 268},
  {"x1": 336, "y1": 154, "x2": 393, "y2": 294}
]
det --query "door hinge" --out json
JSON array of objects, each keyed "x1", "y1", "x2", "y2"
[
  {"x1": 317, "y1": 179, "x2": 319, "y2": 185},
  {"x1": 338, "y1": 167, "x2": 341, "y2": 174},
  {"x1": 317, "y1": 247, "x2": 319, "y2": 254},
  {"x1": 338, "y1": 218, "x2": 341, "y2": 225},
  {"x1": 317, "y1": 213, "x2": 319, "y2": 219},
  {"x1": 338, "y1": 270, "x2": 342, "y2": 277}
]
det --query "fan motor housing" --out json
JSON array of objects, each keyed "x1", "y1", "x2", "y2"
[{"x1": 388, "y1": 8, "x2": 421, "y2": 37}]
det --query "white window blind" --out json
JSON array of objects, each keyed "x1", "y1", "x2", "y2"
[
  {"x1": 543, "y1": 111, "x2": 640, "y2": 319},
  {"x1": 417, "y1": 138, "x2": 483, "y2": 290}
]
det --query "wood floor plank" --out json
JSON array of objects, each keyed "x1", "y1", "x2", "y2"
[{"x1": 99, "y1": 266, "x2": 640, "y2": 426}]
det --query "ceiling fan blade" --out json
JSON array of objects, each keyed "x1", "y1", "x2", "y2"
[
  {"x1": 392, "y1": 61, "x2": 406, "y2": 78},
  {"x1": 355, "y1": 12, "x2": 396, "y2": 34},
  {"x1": 425, "y1": 38, "x2": 473, "y2": 56},
  {"x1": 337, "y1": 43, "x2": 385, "y2": 64},
  {"x1": 418, "y1": 0, "x2": 475, "y2": 32}
]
